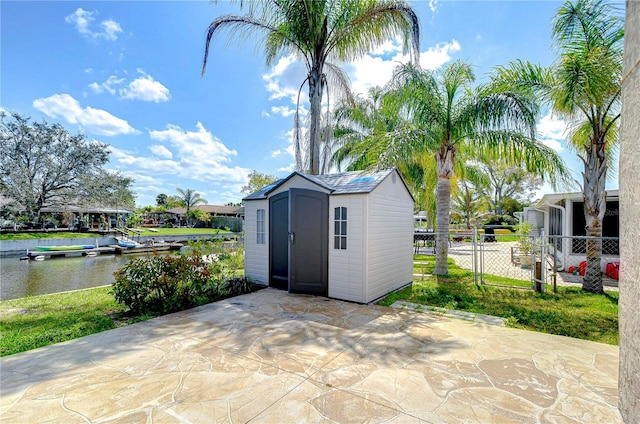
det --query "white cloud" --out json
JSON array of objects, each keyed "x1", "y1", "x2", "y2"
[
  {"x1": 88, "y1": 75, "x2": 125, "y2": 95},
  {"x1": 101, "y1": 19, "x2": 122, "y2": 40},
  {"x1": 88, "y1": 82, "x2": 102, "y2": 93},
  {"x1": 429, "y1": 0, "x2": 439, "y2": 13},
  {"x1": 347, "y1": 39, "x2": 459, "y2": 95},
  {"x1": 277, "y1": 164, "x2": 295, "y2": 173},
  {"x1": 419, "y1": 40, "x2": 461, "y2": 70},
  {"x1": 262, "y1": 55, "x2": 307, "y2": 103},
  {"x1": 32, "y1": 93, "x2": 138, "y2": 136},
  {"x1": 149, "y1": 144, "x2": 173, "y2": 159},
  {"x1": 261, "y1": 39, "x2": 461, "y2": 111},
  {"x1": 537, "y1": 112, "x2": 566, "y2": 152},
  {"x1": 120, "y1": 71, "x2": 171, "y2": 103},
  {"x1": 369, "y1": 39, "x2": 402, "y2": 56},
  {"x1": 65, "y1": 8, "x2": 123, "y2": 41},
  {"x1": 109, "y1": 122, "x2": 249, "y2": 192},
  {"x1": 84, "y1": 68, "x2": 94, "y2": 74},
  {"x1": 88, "y1": 71, "x2": 170, "y2": 102},
  {"x1": 149, "y1": 122, "x2": 237, "y2": 161},
  {"x1": 110, "y1": 124, "x2": 249, "y2": 200},
  {"x1": 270, "y1": 105, "x2": 297, "y2": 118}
]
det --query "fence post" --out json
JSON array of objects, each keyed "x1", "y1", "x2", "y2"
[
  {"x1": 540, "y1": 230, "x2": 546, "y2": 292},
  {"x1": 472, "y1": 226, "x2": 478, "y2": 285}
]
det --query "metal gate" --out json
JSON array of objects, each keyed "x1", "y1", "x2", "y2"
[{"x1": 472, "y1": 228, "x2": 541, "y2": 290}]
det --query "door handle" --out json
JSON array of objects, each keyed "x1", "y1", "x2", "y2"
[{"x1": 289, "y1": 231, "x2": 295, "y2": 245}]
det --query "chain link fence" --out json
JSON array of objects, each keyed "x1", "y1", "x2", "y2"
[
  {"x1": 416, "y1": 229, "x2": 620, "y2": 291},
  {"x1": 545, "y1": 235, "x2": 619, "y2": 290}
]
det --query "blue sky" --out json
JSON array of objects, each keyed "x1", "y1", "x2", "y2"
[{"x1": 1, "y1": 1, "x2": 616, "y2": 207}]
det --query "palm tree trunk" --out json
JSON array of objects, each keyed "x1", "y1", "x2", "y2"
[
  {"x1": 434, "y1": 147, "x2": 455, "y2": 275},
  {"x1": 582, "y1": 144, "x2": 607, "y2": 294},
  {"x1": 308, "y1": 67, "x2": 324, "y2": 175}
]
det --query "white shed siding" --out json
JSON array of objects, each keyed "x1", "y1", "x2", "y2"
[
  {"x1": 365, "y1": 172, "x2": 414, "y2": 303},
  {"x1": 328, "y1": 195, "x2": 366, "y2": 302},
  {"x1": 244, "y1": 199, "x2": 269, "y2": 285}
]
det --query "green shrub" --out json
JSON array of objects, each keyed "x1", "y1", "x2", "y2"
[
  {"x1": 112, "y1": 253, "x2": 221, "y2": 315},
  {"x1": 222, "y1": 277, "x2": 264, "y2": 297}
]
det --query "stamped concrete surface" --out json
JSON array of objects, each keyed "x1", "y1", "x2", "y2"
[{"x1": 0, "y1": 288, "x2": 621, "y2": 423}]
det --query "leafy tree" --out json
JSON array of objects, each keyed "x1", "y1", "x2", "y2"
[
  {"x1": 79, "y1": 170, "x2": 136, "y2": 210},
  {"x1": 501, "y1": 197, "x2": 525, "y2": 216},
  {"x1": 453, "y1": 164, "x2": 490, "y2": 229},
  {"x1": 165, "y1": 195, "x2": 184, "y2": 209},
  {"x1": 201, "y1": 0, "x2": 420, "y2": 175},
  {"x1": 333, "y1": 61, "x2": 568, "y2": 275},
  {"x1": 494, "y1": 0, "x2": 623, "y2": 293},
  {"x1": 332, "y1": 87, "x2": 441, "y2": 219},
  {"x1": 156, "y1": 193, "x2": 168, "y2": 207},
  {"x1": 188, "y1": 209, "x2": 211, "y2": 227},
  {"x1": 0, "y1": 112, "x2": 134, "y2": 220},
  {"x1": 479, "y1": 163, "x2": 542, "y2": 215},
  {"x1": 176, "y1": 188, "x2": 207, "y2": 226},
  {"x1": 241, "y1": 170, "x2": 278, "y2": 195}
]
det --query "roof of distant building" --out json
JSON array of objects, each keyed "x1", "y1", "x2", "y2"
[
  {"x1": 39, "y1": 206, "x2": 134, "y2": 214},
  {"x1": 165, "y1": 205, "x2": 244, "y2": 216}
]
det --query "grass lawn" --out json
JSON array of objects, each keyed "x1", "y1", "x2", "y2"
[
  {"x1": 383, "y1": 254, "x2": 619, "y2": 345},
  {"x1": 0, "y1": 287, "x2": 154, "y2": 357},
  {"x1": 0, "y1": 227, "x2": 233, "y2": 241}
]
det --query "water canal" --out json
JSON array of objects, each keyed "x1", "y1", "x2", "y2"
[{"x1": 0, "y1": 252, "x2": 174, "y2": 301}]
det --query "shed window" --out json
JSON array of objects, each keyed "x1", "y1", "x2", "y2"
[
  {"x1": 257, "y1": 209, "x2": 265, "y2": 244},
  {"x1": 334, "y1": 207, "x2": 347, "y2": 249}
]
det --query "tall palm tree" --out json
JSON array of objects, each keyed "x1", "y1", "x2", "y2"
[
  {"x1": 176, "y1": 188, "x2": 208, "y2": 226},
  {"x1": 335, "y1": 60, "x2": 568, "y2": 274},
  {"x1": 201, "y1": 0, "x2": 420, "y2": 175},
  {"x1": 493, "y1": 0, "x2": 623, "y2": 293}
]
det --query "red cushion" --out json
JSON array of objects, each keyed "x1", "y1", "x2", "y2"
[{"x1": 606, "y1": 262, "x2": 620, "y2": 280}]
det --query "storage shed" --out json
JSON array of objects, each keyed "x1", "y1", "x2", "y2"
[{"x1": 243, "y1": 168, "x2": 414, "y2": 303}]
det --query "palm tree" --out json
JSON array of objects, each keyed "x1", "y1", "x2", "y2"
[
  {"x1": 454, "y1": 163, "x2": 490, "y2": 230},
  {"x1": 493, "y1": 0, "x2": 623, "y2": 293},
  {"x1": 334, "y1": 60, "x2": 568, "y2": 274},
  {"x1": 176, "y1": 188, "x2": 207, "y2": 226},
  {"x1": 201, "y1": 0, "x2": 420, "y2": 175}
]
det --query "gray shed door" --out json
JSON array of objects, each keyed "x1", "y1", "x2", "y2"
[
  {"x1": 269, "y1": 192, "x2": 289, "y2": 290},
  {"x1": 289, "y1": 188, "x2": 328, "y2": 296}
]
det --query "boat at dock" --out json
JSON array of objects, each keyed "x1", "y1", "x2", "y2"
[
  {"x1": 112, "y1": 241, "x2": 183, "y2": 254},
  {"x1": 34, "y1": 244, "x2": 95, "y2": 251},
  {"x1": 117, "y1": 239, "x2": 138, "y2": 248},
  {"x1": 27, "y1": 246, "x2": 116, "y2": 259}
]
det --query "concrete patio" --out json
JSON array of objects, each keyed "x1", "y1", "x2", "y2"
[{"x1": 0, "y1": 288, "x2": 621, "y2": 423}]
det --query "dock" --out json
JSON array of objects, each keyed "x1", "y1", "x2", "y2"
[
  {"x1": 111, "y1": 242, "x2": 183, "y2": 255},
  {"x1": 27, "y1": 247, "x2": 116, "y2": 259}
]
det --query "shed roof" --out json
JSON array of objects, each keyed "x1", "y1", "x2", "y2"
[{"x1": 244, "y1": 168, "x2": 413, "y2": 201}]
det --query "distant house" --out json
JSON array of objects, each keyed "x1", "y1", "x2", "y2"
[
  {"x1": 243, "y1": 168, "x2": 414, "y2": 303},
  {"x1": 522, "y1": 189, "x2": 619, "y2": 269},
  {"x1": 165, "y1": 205, "x2": 244, "y2": 218},
  {"x1": 38, "y1": 206, "x2": 133, "y2": 230},
  {"x1": 163, "y1": 205, "x2": 244, "y2": 231}
]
